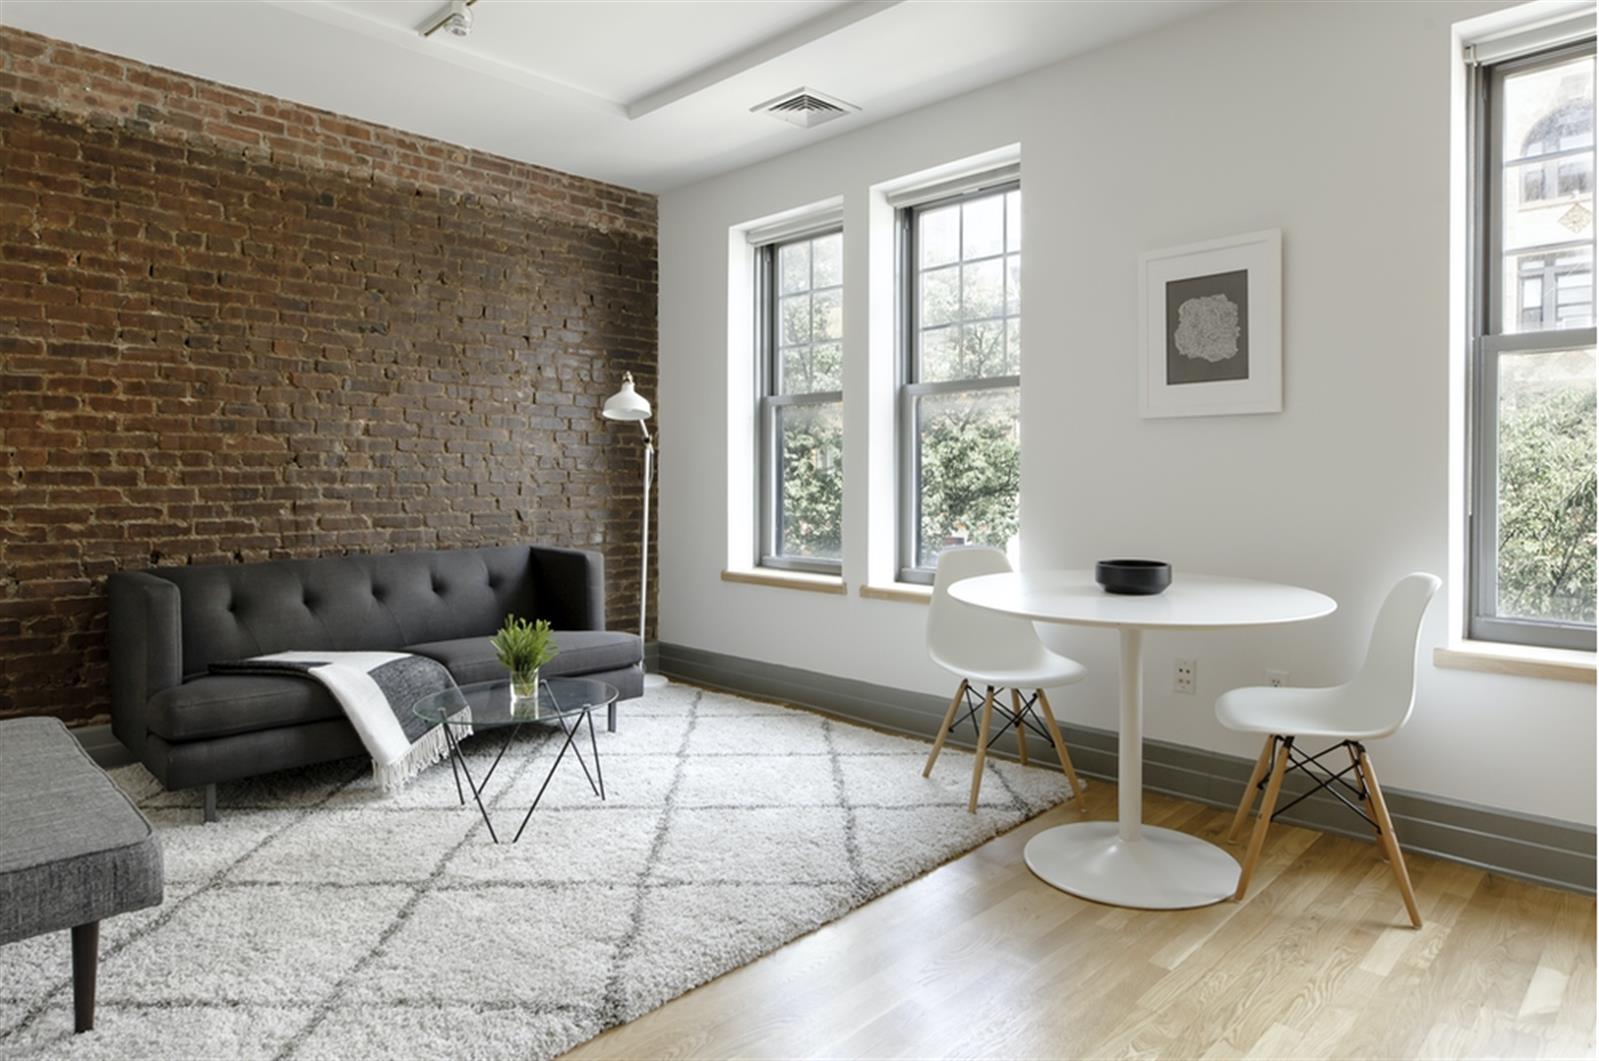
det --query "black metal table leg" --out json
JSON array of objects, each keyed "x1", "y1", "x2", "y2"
[
  {"x1": 512, "y1": 715, "x2": 588, "y2": 843},
  {"x1": 556, "y1": 709, "x2": 602, "y2": 799},
  {"x1": 542, "y1": 684, "x2": 600, "y2": 798},
  {"x1": 429, "y1": 686, "x2": 614, "y2": 846},
  {"x1": 446, "y1": 723, "x2": 464, "y2": 805},
  {"x1": 585, "y1": 707, "x2": 605, "y2": 801},
  {"x1": 477, "y1": 719, "x2": 524, "y2": 791},
  {"x1": 448, "y1": 724, "x2": 500, "y2": 844}
]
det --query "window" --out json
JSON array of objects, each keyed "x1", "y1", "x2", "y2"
[
  {"x1": 898, "y1": 182, "x2": 1021, "y2": 583},
  {"x1": 1471, "y1": 38, "x2": 1597, "y2": 649},
  {"x1": 757, "y1": 229, "x2": 843, "y2": 574}
]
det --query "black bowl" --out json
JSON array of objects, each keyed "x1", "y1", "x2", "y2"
[{"x1": 1095, "y1": 559, "x2": 1172, "y2": 596}]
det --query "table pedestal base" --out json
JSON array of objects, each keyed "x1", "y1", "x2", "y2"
[{"x1": 1024, "y1": 822, "x2": 1240, "y2": 910}]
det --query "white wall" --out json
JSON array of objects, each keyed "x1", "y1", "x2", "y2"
[{"x1": 657, "y1": 0, "x2": 1597, "y2": 826}]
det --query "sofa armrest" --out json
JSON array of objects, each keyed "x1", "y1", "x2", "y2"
[
  {"x1": 108, "y1": 571, "x2": 182, "y2": 756},
  {"x1": 527, "y1": 546, "x2": 606, "y2": 632}
]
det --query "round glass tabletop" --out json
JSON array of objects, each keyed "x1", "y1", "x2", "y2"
[{"x1": 413, "y1": 676, "x2": 619, "y2": 728}]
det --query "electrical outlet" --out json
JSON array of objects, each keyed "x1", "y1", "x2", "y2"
[
  {"x1": 1266, "y1": 669, "x2": 1289, "y2": 688},
  {"x1": 1174, "y1": 658, "x2": 1196, "y2": 695}
]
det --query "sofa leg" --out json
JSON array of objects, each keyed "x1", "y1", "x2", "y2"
[
  {"x1": 71, "y1": 921, "x2": 98, "y2": 1033},
  {"x1": 608, "y1": 703, "x2": 617, "y2": 733},
  {"x1": 203, "y1": 783, "x2": 218, "y2": 824}
]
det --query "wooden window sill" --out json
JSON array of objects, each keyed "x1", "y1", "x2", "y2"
[
  {"x1": 721, "y1": 569, "x2": 846, "y2": 595},
  {"x1": 859, "y1": 583, "x2": 932, "y2": 604},
  {"x1": 1433, "y1": 641, "x2": 1595, "y2": 684}
]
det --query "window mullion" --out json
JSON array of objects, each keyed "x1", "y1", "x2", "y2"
[
  {"x1": 1482, "y1": 327, "x2": 1597, "y2": 355},
  {"x1": 905, "y1": 376, "x2": 1019, "y2": 399}
]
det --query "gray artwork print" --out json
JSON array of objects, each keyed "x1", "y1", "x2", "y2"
[{"x1": 1165, "y1": 269, "x2": 1249, "y2": 385}]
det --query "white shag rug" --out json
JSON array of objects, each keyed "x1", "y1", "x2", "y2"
[{"x1": 0, "y1": 682, "x2": 1071, "y2": 1060}]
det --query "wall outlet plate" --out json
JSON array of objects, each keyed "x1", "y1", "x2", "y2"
[
  {"x1": 1174, "y1": 658, "x2": 1196, "y2": 695},
  {"x1": 1267, "y1": 669, "x2": 1289, "y2": 688}
]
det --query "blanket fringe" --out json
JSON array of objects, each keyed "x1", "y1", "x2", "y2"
[{"x1": 373, "y1": 714, "x2": 471, "y2": 792}]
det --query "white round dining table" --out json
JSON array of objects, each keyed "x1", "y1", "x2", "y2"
[{"x1": 949, "y1": 570, "x2": 1336, "y2": 910}]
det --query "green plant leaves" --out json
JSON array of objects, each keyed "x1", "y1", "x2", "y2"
[{"x1": 489, "y1": 615, "x2": 559, "y2": 673}]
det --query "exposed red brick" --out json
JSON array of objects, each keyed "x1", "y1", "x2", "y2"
[{"x1": 0, "y1": 27, "x2": 659, "y2": 728}]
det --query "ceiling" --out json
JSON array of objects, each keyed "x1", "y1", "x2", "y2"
[{"x1": 0, "y1": 0, "x2": 1221, "y2": 192}]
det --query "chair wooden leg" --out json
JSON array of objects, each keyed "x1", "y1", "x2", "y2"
[
  {"x1": 1357, "y1": 749, "x2": 1422, "y2": 928},
  {"x1": 967, "y1": 686, "x2": 997, "y2": 813},
  {"x1": 1034, "y1": 688, "x2": 1086, "y2": 814},
  {"x1": 1234, "y1": 737, "x2": 1290, "y2": 901},
  {"x1": 1009, "y1": 689, "x2": 1028, "y2": 766},
  {"x1": 1227, "y1": 737, "x2": 1276, "y2": 843},
  {"x1": 71, "y1": 921, "x2": 98, "y2": 1034},
  {"x1": 1347, "y1": 743, "x2": 1387, "y2": 861},
  {"x1": 923, "y1": 680, "x2": 967, "y2": 778}
]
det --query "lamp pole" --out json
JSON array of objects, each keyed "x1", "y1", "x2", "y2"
[
  {"x1": 638, "y1": 420, "x2": 653, "y2": 652},
  {"x1": 603, "y1": 372, "x2": 665, "y2": 689}
]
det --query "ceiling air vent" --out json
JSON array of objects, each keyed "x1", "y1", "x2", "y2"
[{"x1": 753, "y1": 88, "x2": 859, "y2": 129}]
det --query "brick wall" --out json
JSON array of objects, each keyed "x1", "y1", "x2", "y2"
[{"x1": 0, "y1": 28, "x2": 659, "y2": 727}]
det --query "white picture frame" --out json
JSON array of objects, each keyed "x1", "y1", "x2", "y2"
[{"x1": 1138, "y1": 228, "x2": 1282, "y2": 419}]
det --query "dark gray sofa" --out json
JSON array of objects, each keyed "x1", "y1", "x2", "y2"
[{"x1": 109, "y1": 544, "x2": 641, "y2": 816}]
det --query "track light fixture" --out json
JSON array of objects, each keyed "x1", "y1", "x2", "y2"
[{"x1": 421, "y1": 0, "x2": 474, "y2": 39}]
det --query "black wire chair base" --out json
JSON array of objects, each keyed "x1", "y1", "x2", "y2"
[
  {"x1": 442, "y1": 696, "x2": 606, "y2": 845},
  {"x1": 952, "y1": 685, "x2": 1054, "y2": 751},
  {"x1": 1252, "y1": 736, "x2": 1377, "y2": 830}
]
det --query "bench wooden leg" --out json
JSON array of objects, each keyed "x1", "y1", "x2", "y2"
[
  {"x1": 72, "y1": 921, "x2": 98, "y2": 1033},
  {"x1": 203, "y1": 783, "x2": 218, "y2": 824}
]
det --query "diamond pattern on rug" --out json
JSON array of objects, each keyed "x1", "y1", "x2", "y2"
[
  {"x1": 95, "y1": 884, "x2": 414, "y2": 1006},
  {"x1": 140, "y1": 809, "x2": 307, "y2": 884},
  {"x1": 655, "y1": 806, "x2": 854, "y2": 885},
  {"x1": 1, "y1": 1003, "x2": 315, "y2": 1060},
  {"x1": 443, "y1": 809, "x2": 661, "y2": 885},
  {"x1": 612, "y1": 882, "x2": 852, "y2": 1019},
  {"x1": 0, "y1": 683, "x2": 1073, "y2": 1059},
  {"x1": 343, "y1": 885, "x2": 636, "y2": 1008},
  {"x1": 675, "y1": 753, "x2": 838, "y2": 808},
  {"x1": 231, "y1": 810, "x2": 478, "y2": 884},
  {"x1": 293, "y1": 1003, "x2": 599, "y2": 1061}
]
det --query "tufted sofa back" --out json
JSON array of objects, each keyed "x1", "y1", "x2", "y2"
[{"x1": 151, "y1": 546, "x2": 539, "y2": 679}]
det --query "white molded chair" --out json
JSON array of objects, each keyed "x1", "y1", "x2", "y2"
[
  {"x1": 924, "y1": 546, "x2": 1088, "y2": 814},
  {"x1": 1218, "y1": 572, "x2": 1442, "y2": 927}
]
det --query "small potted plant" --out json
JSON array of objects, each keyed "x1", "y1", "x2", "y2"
[{"x1": 490, "y1": 615, "x2": 558, "y2": 714}]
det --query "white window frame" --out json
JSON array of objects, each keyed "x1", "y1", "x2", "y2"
[
  {"x1": 1468, "y1": 35, "x2": 1597, "y2": 650},
  {"x1": 896, "y1": 178, "x2": 1021, "y2": 585},
  {"x1": 755, "y1": 226, "x2": 845, "y2": 576}
]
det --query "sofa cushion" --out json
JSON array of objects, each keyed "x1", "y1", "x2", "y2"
[
  {"x1": 150, "y1": 546, "x2": 541, "y2": 680},
  {"x1": 406, "y1": 630, "x2": 643, "y2": 686},
  {"x1": 0, "y1": 717, "x2": 164, "y2": 945},
  {"x1": 147, "y1": 674, "x2": 343, "y2": 742}
]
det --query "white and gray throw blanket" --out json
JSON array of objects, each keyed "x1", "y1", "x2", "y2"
[{"x1": 211, "y1": 651, "x2": 468, "y2": 791}]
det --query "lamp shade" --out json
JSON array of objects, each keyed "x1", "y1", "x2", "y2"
[{"x1": 602, "y1": 372, "x2": 652, "y2": 421}]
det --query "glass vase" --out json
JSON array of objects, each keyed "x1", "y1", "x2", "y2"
[{"x1": 510, "y1": 668, "x2": 541, "y2": 717}]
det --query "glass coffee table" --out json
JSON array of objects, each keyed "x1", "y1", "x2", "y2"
[{"x1": 413, "y1": 676, "x2": 617, "y2": 844}]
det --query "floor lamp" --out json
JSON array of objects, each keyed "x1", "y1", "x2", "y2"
[{"x1": 602, "y1": 373, "x2": 667, "y2": 689}]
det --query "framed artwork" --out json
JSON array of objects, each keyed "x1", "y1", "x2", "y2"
[{"x1": 1138, "y1": 229, "x2": 1282, "y2": 418}]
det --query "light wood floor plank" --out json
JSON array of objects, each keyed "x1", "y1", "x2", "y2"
[{"x1": 563, "y1": 774, "x2": 1594, "y2": 1061}]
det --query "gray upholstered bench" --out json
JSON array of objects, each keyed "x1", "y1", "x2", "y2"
[{"x1": 0, "y1": 717, "x2": 164, "y2": 1033}]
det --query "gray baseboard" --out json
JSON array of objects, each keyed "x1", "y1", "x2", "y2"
[{"x1": 657, "y1": 641, "x2": 1596, "y2": 895}]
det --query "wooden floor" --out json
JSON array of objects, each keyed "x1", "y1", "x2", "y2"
[{"x1": 566, "y1": 776, "x2": 1596, "y2": 1060}]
